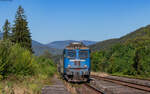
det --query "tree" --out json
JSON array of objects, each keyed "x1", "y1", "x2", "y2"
[
  {"x1": 3, "y1": 19, "x2": 11, "y2": 40},
  {"x1": 42, "y1": 50, "x2": 52, "y2": 59},
  {"x1": 12, "y1": 6, "x2": 33, "y2": 52}
]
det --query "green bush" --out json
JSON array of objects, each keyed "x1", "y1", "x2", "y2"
[
  {"x1": 35, "y1": 56, "x2": 56, "y2": 77},
  {"x1": 0, "y1": 40, "x2": 12, "y2": 77},
  {"x1": 8, "y1": 44, "x2": 38, "y2": 76},
  {"x1": 0, "y1": 40, "x2": 56, "y2": 79}
]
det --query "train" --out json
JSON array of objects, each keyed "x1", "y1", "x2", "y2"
[{"x1": 58, "y1": 42, "x2": 91, "y2": 82}]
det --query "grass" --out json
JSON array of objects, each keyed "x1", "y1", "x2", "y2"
[
  {"x1": 111, "y1": 73, "x2": 150, "y2": 80},
  {"x1": 0, "y1": 74, "x2": 54, "y2": 94}
]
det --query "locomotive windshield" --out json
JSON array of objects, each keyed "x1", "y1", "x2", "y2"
[
  {"x1": 79, "y1": 50, "x2": 89, "y2": 59},
  {"x1": 67, "y1": 50, "x2": 76, "y2": 59}
]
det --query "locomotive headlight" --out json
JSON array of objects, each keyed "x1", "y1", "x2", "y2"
[
  {"x1": 84, "y1": 65, "x2": 87, "y2": 68},
  {"x1": 68, "y1": 65, "x2": 71, "y2": 68}
]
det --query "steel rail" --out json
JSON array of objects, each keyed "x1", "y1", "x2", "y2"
[
  {"x1": 83, "y1": 83, "x2": 104, "y2": 94},
  {"x1": 92, "y1": 75, "x2": 150, "y2": 92}
]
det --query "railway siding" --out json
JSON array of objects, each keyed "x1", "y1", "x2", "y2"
[
  {"x1": 90, "y1": 78, "x2": 149, "y2": 94},
  {"x1": 97, "y1": 75, "x2": 150, "y2": 87}
]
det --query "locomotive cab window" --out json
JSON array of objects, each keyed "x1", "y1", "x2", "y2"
[
  {"x1": 67, "y1": 50, "x2": 76, "y2": 59},
  {"x1": 79, "y1": 50, "x2": 89, "y2": 59}
]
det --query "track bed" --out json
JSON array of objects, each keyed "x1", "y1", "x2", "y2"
[
  {"x1": 41, "y1": 76, "x2": 70, "y2": 94},
  {"x1": 90, "y1": 75, "x2": 150, "y2": 94}
]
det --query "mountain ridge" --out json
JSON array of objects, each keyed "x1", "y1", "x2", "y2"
[
  {"x1": 90, "y1": 25, "x2": 150, "y2": 52},
  {"x1": 46, "y1": 40, "x2": 96, "y2": 49},
  {"x1": 0, "y1": 33, "x2": 96, "y2": 55}
]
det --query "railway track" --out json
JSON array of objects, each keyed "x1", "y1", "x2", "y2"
[
  {"x1": 91, "y1": 75, "x2": 150, "y2": 92},
  {"x1": 83, "y1": 83, "x2": 104, "y2": 94}
]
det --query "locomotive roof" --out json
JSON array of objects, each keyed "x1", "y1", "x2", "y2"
[{"x1": 65, "y1": 42, "x2": 89, "y2": 49}]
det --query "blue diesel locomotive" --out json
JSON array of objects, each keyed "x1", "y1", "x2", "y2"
[{"x1": 59, "y1": 42, "x2": 91, "y2": 82}]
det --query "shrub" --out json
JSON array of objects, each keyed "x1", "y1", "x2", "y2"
[
  {"x1": 0, "y1": 40, "x2": 56, "y2": 79},
  {"x1": 0, "y1": 40, "x2": 12, "y2": 77},
  {"x1": 8, "y1": 44, "x2": 38, "y2": 76},
  {"x1": 35, "y1": 56, "x2": 56, "y2": 77}
]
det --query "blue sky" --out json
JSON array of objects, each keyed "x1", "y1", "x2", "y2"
[{"x1": 0, "y1": 0, "x2": 150, "y2": 44}]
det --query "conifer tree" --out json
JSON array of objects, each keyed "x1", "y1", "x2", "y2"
[
  {"x1": 3, "y1": 19, "x2": 11, "y2": 40},
  {"x1": 12, "y1": 6, "x2": 33, "y2": 52}
]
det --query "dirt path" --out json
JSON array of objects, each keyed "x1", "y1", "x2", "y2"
[{"x1": 41, "y1": 75, "x2": 70, "y2": 94}]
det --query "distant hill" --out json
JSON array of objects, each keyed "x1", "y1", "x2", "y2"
[
  {"x1": 89, "y1": 38, "x2": 120, "y2": 52},
  {"x1": 119, "y1": 25, "x2": 150, "y2": 41},
  {"x1": 0, "y1": 33, "x2": 62, "y2": 56},
  {"x1": 0, "y1": 33, "x2": 96, "y2": 55},
  {"x1": 32, "y1": 40, "x2": 63, "y2": 56},
  {"x1": 46, "y1": 40, "x2": 96, "y2": 49},
  {"x1": 90, "y1": 25, "x2": 150, "y2": 52}
]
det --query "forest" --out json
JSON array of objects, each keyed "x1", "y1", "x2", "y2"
[{"x1": 91, "y1": 26, "x2": 150, "y2": 77}]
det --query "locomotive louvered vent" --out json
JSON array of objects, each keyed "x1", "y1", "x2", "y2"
[
  {"x1": 79, "y1": 50, "x2": 88, "y2": 59},
  {"x1": 67, "y1": 50, "x2": 76, "y2": 59}
]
